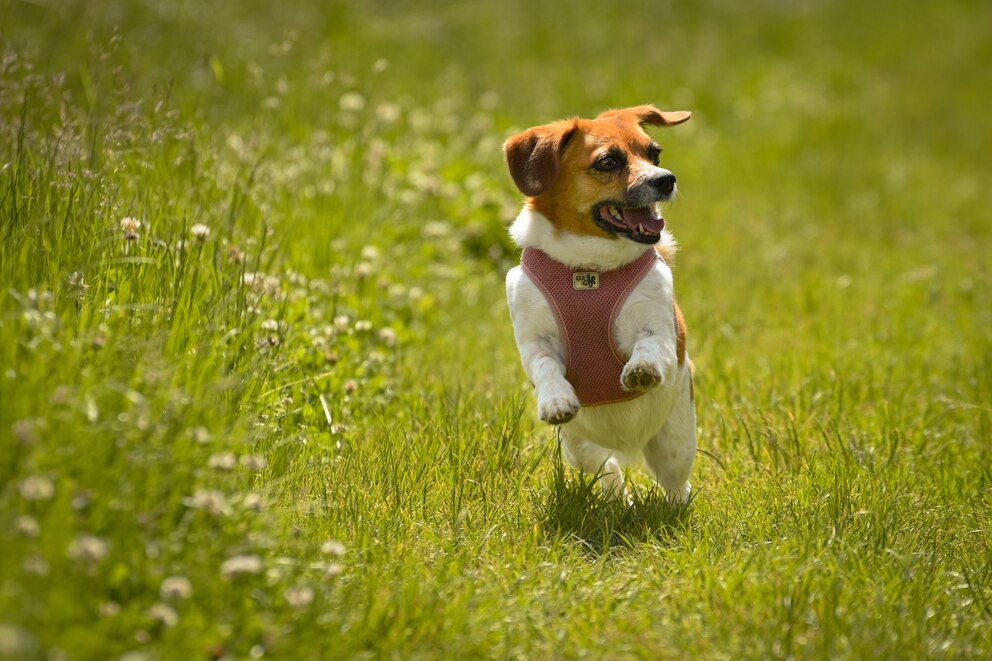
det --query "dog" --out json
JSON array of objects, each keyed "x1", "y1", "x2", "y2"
[{"x1": 503, "y1": 105, "x2": 696, "y2": 503}]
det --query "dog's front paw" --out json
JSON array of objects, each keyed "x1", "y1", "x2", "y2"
[
  {"x1": 538, "y1": 393, "x2": 580, "y2": 426},
  {"x1": 621, "y1": 360, "x2": 663, "y2": 392}
]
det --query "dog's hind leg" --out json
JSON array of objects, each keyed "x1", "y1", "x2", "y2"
[
  {"x1": 560, "y1": 430, "x2": 626, "y2": 500},
  {"x1": 642, "y1": 373, "x2": 696, "y2": 505}
]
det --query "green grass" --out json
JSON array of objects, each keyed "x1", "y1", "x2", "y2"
[{"x1": 1, "y1": 0, "x2": 991, "y2": 658}]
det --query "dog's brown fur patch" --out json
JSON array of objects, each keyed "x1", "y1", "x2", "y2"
[{"x1": 505, "y1": 105, "x2": 690, "y2": 242}]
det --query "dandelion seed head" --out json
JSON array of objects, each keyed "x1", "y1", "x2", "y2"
[{"x1": 64, "y1": 271, "x2": 89, "y2": 299}]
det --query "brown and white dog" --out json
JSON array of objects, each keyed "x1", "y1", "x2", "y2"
[{"x1": 503, "y1": 105, "x2": 696, "y2": 503}]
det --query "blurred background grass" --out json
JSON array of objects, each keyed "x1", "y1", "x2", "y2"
[{"x1": 1, "y1": 0, "x2": 990, "y2": 658}]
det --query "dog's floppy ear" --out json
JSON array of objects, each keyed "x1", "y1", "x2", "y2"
[
  {"x1": 598, "y1": 105, "x2": 691, "y2": 127},
  {"x1": 503, "y1": 119, "x2": 579, "y2": 197}
]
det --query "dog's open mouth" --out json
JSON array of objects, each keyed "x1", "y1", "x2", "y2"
[{"x1": 593, "y1": 203, "x2": 665, "y2": 244}]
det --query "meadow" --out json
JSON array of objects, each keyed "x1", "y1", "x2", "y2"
[{"x1": 1, "y1": 0, "x2": 990, "y2": 658}]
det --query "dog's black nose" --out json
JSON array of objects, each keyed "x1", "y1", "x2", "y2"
[{"x1": 651, "y1": 173, "x2": 677, "y2": 196}]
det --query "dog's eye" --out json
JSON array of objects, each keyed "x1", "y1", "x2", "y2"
[
  {"x1": 647, "y1": 145, "x2": 662, "y2": 165},
  {"x1": 593, "y1": 154, "x2": 622, "y2": 172}
]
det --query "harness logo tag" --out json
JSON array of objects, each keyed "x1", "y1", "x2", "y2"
[{"x1": 573, "y1": 272, "x2": 600, "y2": 290}]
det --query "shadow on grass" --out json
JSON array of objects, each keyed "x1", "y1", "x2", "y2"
[{"x1": 534, "y1": 445, "x2": 694, "y2": 556}]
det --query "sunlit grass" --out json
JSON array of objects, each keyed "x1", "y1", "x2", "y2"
[{"x1": 1, "y1": 0, "x2": 990, "y2": 658}]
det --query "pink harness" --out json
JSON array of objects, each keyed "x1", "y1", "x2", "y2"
[{"x1": 521, "y1": 247, "x2": 659, "y2": 407}]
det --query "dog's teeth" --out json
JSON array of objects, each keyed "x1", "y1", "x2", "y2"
[
  {"x1": 637, "y1": 223, "x2": 646, "y2": 235},
  {"x1": 609, "y1": 206, "x2": 623, "y2": 221}
]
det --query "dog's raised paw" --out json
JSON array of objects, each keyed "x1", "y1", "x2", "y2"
[
  {"x1": 538, "y1": 395, "x2": 580, "y2": 425},
  {"x1": 621, "y1": 361, "x2": 662, "y2": 391}
]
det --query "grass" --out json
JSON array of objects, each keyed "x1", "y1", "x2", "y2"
[{"x1": 1, "y1": 0, "x2": 990, "y2": 658}]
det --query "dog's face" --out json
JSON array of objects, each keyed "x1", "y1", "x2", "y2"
[{"x1": 504, "y1": 105, "x2": 690, "y2": 245}]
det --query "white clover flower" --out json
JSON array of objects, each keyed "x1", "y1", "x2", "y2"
[
  {"x1": 339, "y1": 92, "x2": 366, "y2": 112},
  {"x1": 19, "y1": 475, "x2": 54, "y2": 501},
  {"x1": 190, "y1": 223, "x2": 211, "y2": 241},
  {"x1": 207, "y1": 452, "x2": 237, "y2": 472},
  {"x1": 220, "y1": 554, "x2": 263, "y2": 578},
  {"x1": 160, "y1": 576, "x2": 193, "y2": 600},
  {"x1": 22, "y1": 554, "x2": 49, "y2": 576},
  {"x1": 284, "y1": 585, "x2": 315, "y2": 609},
  {"x1": 321, "y1": 539, "x2": 346, "y2": 557},
  {"x1": 191, "y1": 489, "x2": 227, "y2": 516},
  {"x1": 354, "y1": 320, "x2": 372, "y2": 332},
  {"x1": 242, "y1": 492, "x2": 265, "y2": 512},
  {"x1": 333, "y1": 315, "x2": 350, "y2": 332},
  {"x1": 422, "y1": 221, "x2": 451, "y2": 238},
  {"x1": 377, "y1": 102, "x2": 401, "y2": 124},
  {"x1": 67, "y1": 534, "x2": 109, "y2": 564},
  {"x1": 188, "y1": 426, "x2": 211, "y2": 444},
  {"x1": 239, "y1": 454, "x2": 267, "y2": 471},
  {"x1": 147, "y1": 603, "x2": 179, "y2": 627},
  {"x1": 378, "y1": 327, "x2": 397, "y2": 347},
  {"x1": 325, "y1": 563, "x2": 344, "y2": 578},
  {"x1": 16, "y1": 516, "x2": 39, "y2": 537},
  {"x1": 354, "y1": 262, "x2": 373, "y2": 279},
  {"x1": 120, "y1": 217, "x2": 141, "y2": 241},
  {"x1": 260, "y1": 319, "x2": 280, "y2": 333},
  {"x1": 99, "y1": 601, "x2": 121, "y2": 618}
]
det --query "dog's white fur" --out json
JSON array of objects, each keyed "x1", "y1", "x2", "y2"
[{"x1": 505, "y1": 206, "x2": 696, "y2": 502}]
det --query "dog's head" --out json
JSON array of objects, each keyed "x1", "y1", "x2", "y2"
[{"x1": 504, "y1": 105, "x2": 690, "y2": 245}]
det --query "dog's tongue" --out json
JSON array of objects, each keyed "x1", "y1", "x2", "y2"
[{"x1": 623, "y1": 207, "x2": 665, "y2": 234}]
